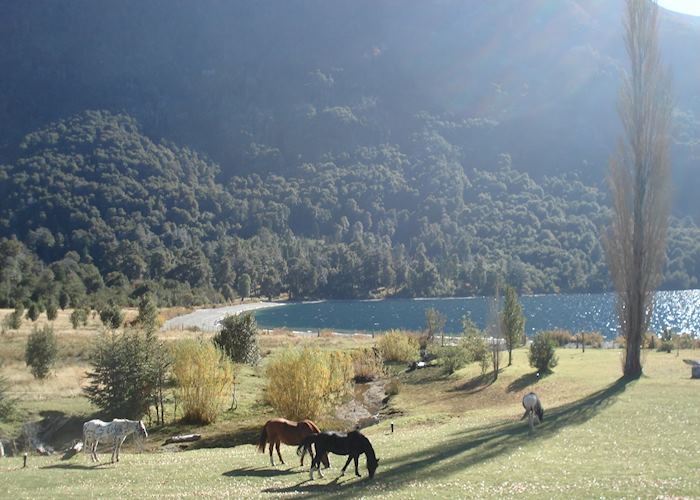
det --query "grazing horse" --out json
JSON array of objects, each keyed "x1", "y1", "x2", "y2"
[
  {"x1": 298, "y1": 430, "x2": 379, "y2": 480},
  {"x1": 521, "y1": 392, "x2": 544, "y2": 434},
  {"x1": 258, "y1": 418, "x2": 329, "y2": 467},
  {"x1": 83, "y1": 419, "x2": 148, "y2": 463}
]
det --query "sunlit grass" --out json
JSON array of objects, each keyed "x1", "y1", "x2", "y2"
[{"x1": 2, "y1": 347, "x2": 698, "y2": 498}]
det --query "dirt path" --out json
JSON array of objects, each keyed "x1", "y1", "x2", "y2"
[{"x1": 161, "y1": 302, "x2": 285, "y2": 331}]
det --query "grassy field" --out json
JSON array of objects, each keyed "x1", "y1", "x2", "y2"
[{"x1": 2, "y1": 317, "x2": 699, "y2": 499}]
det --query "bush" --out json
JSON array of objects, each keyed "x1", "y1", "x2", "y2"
[
  {"x1": 377, "y1": 330, "x2": 420, "y2": 362},
  {"x1": 385, "y1": 377, "x2": 401, "y2": 396},
  {"x1": 213, "y1": 312, "x2": 260, "y2": 365},
  {"x1": 576, "y1": 331, "x2": 604, "y2": 348},
  {"x1": 46, "y1": 303, "x2": 58, "y2": 321},
  {"x1": 0, "y1": 362, "x2": 17, "y2": 420},
  {"x1": 84, "y1": 330, "x2": 165, "y2": 419},
  {"x1": 435, "y1": 345, "x2": 469, "y2": 375},
  {"x1": 657, "y1": 327, "x2": 674, "y2": 353},
  {"x1": 543, "y1": 329, "x2": 574, "y2": 347},
  {"x1": 352, "y1": 347, "x2": 384, "y2": 382},
  {"x1": 25, "y1": 302, "x2": 41, "y2": 322},
  {"x1": 100, "y1": 304, "x2": 124, "y2": 329},
  {"x1": 266, "y1": 346, "x2": 353, "y2": 421},
  {"x1": 529, "y1": 333, "x2": 558, "y2": 373},
  {"x1": 135, "y1": 294, "x2": 161, "y2": 333},
  {"x1": 2, "y1": 308, "x2": 23, "y2": 331},
  {"x1": 25, "y1": 324, "x2": 58, "y2": 379},
  {"x1": 172, "y1": 339, "x2": 235, "y2": 424},
  {"x1": 70, "y1": 308, "x2": 89, "y2": 329},
  {"x1": 462, "y1": 330, "x2": 490, "y2": 375}
]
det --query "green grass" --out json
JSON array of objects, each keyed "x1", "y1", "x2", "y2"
[{"x1": 2, "y1": 347, "x2": 699, "y2": 498}]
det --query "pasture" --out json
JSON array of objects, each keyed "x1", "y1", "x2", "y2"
[{"x1": 2, "y1": 327, "x2": 699, "y2": 498}]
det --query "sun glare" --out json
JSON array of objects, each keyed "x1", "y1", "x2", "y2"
[{"x1": 657, "y1": 0, "x2": 700, "y2": 16}]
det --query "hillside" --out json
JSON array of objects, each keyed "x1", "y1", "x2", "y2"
[
  {"x1": 1, "y1": 111, "x2": 700, "y2": 308},
  {"x1": 1, "y1": 1, "x2": 698, "y2": 213},
  {"x1": 1, "y1": 1, "x2": 700, "y2": 306}
]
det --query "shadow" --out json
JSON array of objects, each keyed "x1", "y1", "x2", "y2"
[
  {"x1": 401, "y1": 367, "x2": 445, "y2": 385},
  {"x1": 41, "y1": 463, "x2": 106, "y2": 471},
  {"x1": 223, "y1": 466, "x2": 299, "y2": 478},
  {"x1": 298, "y1": 377, "x2": 632, "y2": 499},
  {"x1": 449, "y1": 373, "x2": 496, "y2": 394},
  {"x1": 506, "y1": 371, "x2": 542, "y2": 393},
  {"x1": 261, "y1": 475, "x2": 365, "y2": 496},
  {"x1": 188, "y1": 424, "x2": 260, "y2": 449}
]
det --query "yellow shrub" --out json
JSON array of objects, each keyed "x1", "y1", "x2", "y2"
[
  {"x1": 352, "y1": 347, "x2": 384, "y2": 382},
  {"x1": 172, "y1": 339, "x2": 235, "y2": 424},
  {"x1": 377, "y1": 330, "x2": 420, "y2": 362},
  {"x1": 265, "y1": 345, "x2": 353, "y2": 421}
]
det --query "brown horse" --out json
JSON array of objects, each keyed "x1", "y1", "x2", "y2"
[{"x1": 258, "y1": 418, "x2": 330, "y2": 468}]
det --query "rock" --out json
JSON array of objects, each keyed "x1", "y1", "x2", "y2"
[
  {"x1": 692, "y1": 365, "x2": 700, "y2": 379},
  {"x1": 163, "y1": 434, "x2": 201, "y2": 445}
]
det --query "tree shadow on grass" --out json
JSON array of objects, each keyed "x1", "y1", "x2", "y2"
[
  {"x1": 275, "y1": 377, "x2": 631, "y2": 499},
  {"x1": 261, "y1": 474, "x2": 365, "y2": 496},
  {"x1": 187, "y1": 424, "x2": 260, "y2": 450},
  {"x1": 449, "y1": 372, "x2": 497, "y2": 394},
  {"x1": 506, "y1": 371, "x2": 543, "y2": 393},
  {"x1": 223, "y1": 466, "x2": 299, "y2": 478}
]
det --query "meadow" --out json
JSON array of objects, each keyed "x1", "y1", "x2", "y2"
[{"x1": 1, "y1": 309, "x2": 699, "y2": 498}]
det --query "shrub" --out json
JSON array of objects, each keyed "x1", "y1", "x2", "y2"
[
  {"x1": 0, "y1": 361, "x2": 17, "y2": 420},
  {"x1": 70, "y1": 308, "x2": 89, "y2": 329},
  {"x1": 25, "y1": 324, "x2": 58, "y2": 379},
  {"x1": 26, "y1": 302, "x2": 41, "y2": 322},
  {"x1": 172, "y1": 339, "x2": 235, "y2": 424},
  {"x1": 435, "y1": 345, "x2": 469, "y2": 375},
  {"x1": 84, "y1": 330, "x2": 166, "y2": 419},
  {"x1": 352, "y1": 347, "x2": 384, "y2": 382},
  {"x1": 135, "y1": 294, "x2": 161, "y2": 333},
  {"x1": 45, "y1": 303, "x2": 58, "y2": 321},
  {"x1": 576, "y1": 331, "x2": 604, "y2": 348},
  {"x1": 377, "y1": 330, "x2": 420, "y2": 362},
  {"x1": 529, "y1": 333, "x2": 558, "y2": 373},
  {"x1": 462, "y1": 330, "x2": 490, "y2": 375},
  {"x1": 657, "y1": 327, "x2": 674, "y2": 353},
  {"x1": 266, "y1": 346, "x2": 353, "y2": 421},
  {"x1": 59, "y1": 290, "x2": 70, "y2": 310},
  {"x1": 385, "y1": 377, "x2": 401, "y2": 396},
  {"x1": 99, "y1": 304, "x2": 124, "y2": 329},
  {"x1": 543, "y1": 329, "x2": 574, "y2": 347},
  {"x1": 3, "y1": 308, "x2": 23, "y2": 331},
  {"x1": 213, "y1": 312, "x2": 260, "y2": 365}
]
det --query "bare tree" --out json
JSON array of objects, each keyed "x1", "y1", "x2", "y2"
[
  {"x1": 603, "y1": 0, "x2": 672, "y2": 379},
  {"x1": 487, "y1": 286, "x2": 501, "y2": 380}
]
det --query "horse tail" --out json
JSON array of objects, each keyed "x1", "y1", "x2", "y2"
[
  {"x1": 296, "y1": 434, "x2": 315, "y2": 457},
  {"x1": 257, "y1": 424, "x2": 268, "y2": 453}
]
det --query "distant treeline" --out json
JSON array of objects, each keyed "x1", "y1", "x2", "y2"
[{"x1": 1, "y1": 111, "x2": 699, "y2": 308}]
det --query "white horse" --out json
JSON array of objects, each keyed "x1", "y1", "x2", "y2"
[
  {"x1": 521, "y1": 392, "x2": 544, "y2": 434},
  {"x1": 83, "y1": 419, "x2": 148, "y2": 463}
]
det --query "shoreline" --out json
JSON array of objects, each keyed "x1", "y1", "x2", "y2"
[{"x1": 161, "y1": 301, "x2": 286, "y2": 332}]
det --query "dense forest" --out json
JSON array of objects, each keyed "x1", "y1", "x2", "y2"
[
  {"x1": 0, "y1": 1, "x2": 699, "y2": 307},
  {"x1": 1, "y1": 111, "x2": 700, "y2": 308}
]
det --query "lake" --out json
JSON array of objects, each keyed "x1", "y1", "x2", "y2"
[{"x1": 253, "y1": 290, "x2": 700, "y2": 338}]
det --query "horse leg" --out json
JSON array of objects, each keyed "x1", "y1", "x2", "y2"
[
  {"x1": 309, "y1": 454, "x2": 319, "y2": 480},
  {"x1": 93, "y1": 439, "x2": 99, "y2": 462},
  {"x1": 528, "y1": 411, "x2": 534, "y2": 435},
  {"x1": 276, "y1": 441, "x2": 285, "y2": 465},
  {"x1": 116, "y1": 436, "x2": 126, "y2": 462},
  {"x1": 340, "y1": 456, "x2": 353, "y2": 476},
  {"x1": 354, "y1": 455, "x2": 360, "y2": 477},
  {"x1": 269, "y1": 440, "x2": 275, "y2": 466},
  {"x1": 111, "y1": 438, "x2": 118, "y2": 463}
]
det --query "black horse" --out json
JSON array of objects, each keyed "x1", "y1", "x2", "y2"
[{"x1": 297, "y1": 430, "x2": 380, "y2": 480}]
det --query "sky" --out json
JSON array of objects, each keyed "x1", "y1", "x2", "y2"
[{"x1": 657, "y1": 0, "x2": 700, "y2": 16}]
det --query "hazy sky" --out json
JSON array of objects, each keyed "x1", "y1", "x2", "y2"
[{"x1": 657, "y1": 0, "x2": 700, "y2": 16}]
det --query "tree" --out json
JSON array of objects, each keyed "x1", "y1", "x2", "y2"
[
  {"x1": 502, "y1": 285, "x2": 525, "y2": 366},
  {"x1": 237, "y1": 274, "x2": 251, "y2": 301},
  {"x1": 99, "y1": 304, "x2": 124, "y2": 330},
  {"x1": 70, "y1": 308, "x2": 89, "y2": 329},
  {"x1": 26, "y1": 302, "x2": 40, "y2": 322},
  {"x1": 135, "y1": 294, "x2": 159, "y2": 333},
  {"x1": 25, "y1": 324, "x2": 58, "y2": 379},
  {"x1": 46, "y1": 303, "x2": 58, "y2": 321},
  {"x1": 486, "y1": 289, "x2": 501, "y2": 380},
  {"x1": 213, "y1": 312, "x2": 260, "y2": 365},
  {"x1": 603, "y1": 0, "x2": 671, "y2": 379},
  {"x1": 529, "y1": 333, "x2": 558, "y2": 373},
  {"x1": 424, "y1": 307, "x2": 446, "y2": 347},
  {"x1": 84, "y1": 330, "x2": 163, "y2": 419},
  {"x1": 58, "y1": 289, "x2": 70, "y2": 310}
]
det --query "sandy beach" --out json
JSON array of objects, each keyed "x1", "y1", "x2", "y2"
[{"x1": 161, "y1": 302, "x2": 286, "y2": 331}]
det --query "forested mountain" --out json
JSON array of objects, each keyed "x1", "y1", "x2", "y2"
[{"x1": 0, "y1": 1, "x2": 699, "y2": 307}]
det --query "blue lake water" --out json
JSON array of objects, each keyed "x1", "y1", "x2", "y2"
[{"x1": 253, "y1": 290, "x2": 700, "y2": 338}]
